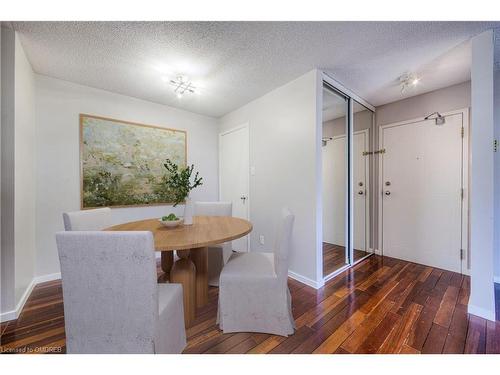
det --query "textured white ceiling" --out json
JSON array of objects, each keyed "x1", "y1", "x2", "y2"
[{"x1": 12, "y1": 21, "x2": 500, "y2": 118}]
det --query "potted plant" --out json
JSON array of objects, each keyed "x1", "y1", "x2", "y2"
[{"x1": 163, "y1": 159, "x2": 203, "y2": 225}]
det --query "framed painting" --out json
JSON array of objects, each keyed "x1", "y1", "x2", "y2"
[{"x1": 80, "y1": 114, "x2": 187, "y2": 208}]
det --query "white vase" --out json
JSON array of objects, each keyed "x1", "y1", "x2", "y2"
[{"x1": 183, "y1": 196, "x2": 193, "y2": 225}]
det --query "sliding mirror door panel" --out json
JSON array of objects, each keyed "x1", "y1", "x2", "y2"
[
  {"x1": 322, "y1": 82, "x2": 375, "y2": 279},
  {"x1": 352, "y1": 101, "x2": 375, "y2": 261},
  {"x1": 322, "y1": 85, "x2": 348, "y2": 277}
]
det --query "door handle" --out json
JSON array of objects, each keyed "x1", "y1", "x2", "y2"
[
  {"x1": 240, "y1": 196, "x2": 247, "y2": 202},
  {"x1": 385, "y1": 191, "x2": 391, "y2": 196},
  {"x1": 358, "y1": 190, "x2": 364, "y2": 195}
]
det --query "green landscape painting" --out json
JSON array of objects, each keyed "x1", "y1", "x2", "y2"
[{"x1": 80, "y1": 114, "x2": 186, "y2": 208}]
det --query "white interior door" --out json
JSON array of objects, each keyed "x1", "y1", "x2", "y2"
[
  {"x1": 381, "y1": 113, "x2": 463, "y2": 273},
  {"x1": 322, "y1": 131, "x2": 366, "y2": 249},
  {"x1": 322, "y1": 136, "x2": 346, "y2": 246},
  {"x1": 220, "y1": 125, "x2": 249, "y2": 252}
]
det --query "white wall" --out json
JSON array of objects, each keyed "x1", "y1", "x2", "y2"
[
  {"x1": 494, "y1": 52, "x2": 500, "y2": 282},
  {"x1": 1, "y1": 26, "x2": 17, "y2": 317},
  {"x1": 0, "y1": 26, "x2": 2, "y2": 315},
  {"x1": 14, "y1": 32, "x2": 36, "y2": 303},
  {"x1": 35, "y1": 75, "x2": 219, "y2": 277},
  {"x1": 376, "y1": 81, "x2": 471, "y2": 126},
  {"x1": 218, "y1": 69, "x2": 323, "y2": 286},
  {"x1": 1, "y1": 28, "x2": 36, "y2": 321},
  {"x1": 468, "y1": 30, "x2": 496, "y2": 321}
]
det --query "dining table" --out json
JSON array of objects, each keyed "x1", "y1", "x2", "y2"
[{"x1": 105, "y1": 215, "x2": 252, "y2": 327}]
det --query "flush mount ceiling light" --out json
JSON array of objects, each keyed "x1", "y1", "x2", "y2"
[
  {"x1": 399, "y1": 72, "x2": 420, "y2": 94},
  {"x1": 169, "y1": 75, "x2": 196, "y2": 99}
]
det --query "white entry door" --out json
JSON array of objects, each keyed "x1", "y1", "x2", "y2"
[
  {"x1": 219, "y1": 125, "x2": 249, "y2": 252},
  {"x1": 380, "y1": 113, "x2": 464, "y2": 273},
  {"x1": 322, "y1": 131, "x2": 368, "y2": 250}
]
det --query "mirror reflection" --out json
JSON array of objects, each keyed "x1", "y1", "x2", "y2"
[
  {"x1": 353, "y1": 101, "x2": 374, "y2": 260},
  {"x1": 322, "y1": 86, "x2": 348, "y2": 276}
]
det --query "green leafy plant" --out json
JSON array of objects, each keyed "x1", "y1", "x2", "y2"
[
  {"x1": 163, "y1": 159, "x2": 203, "y2": 206},
  {"x1": 162, "y1": 213, "x2": 179, "y2": 221}
]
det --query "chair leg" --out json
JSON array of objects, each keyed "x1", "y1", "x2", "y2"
[{"x1": 208, "y1": 248, "x2": 224, "y2": 287}]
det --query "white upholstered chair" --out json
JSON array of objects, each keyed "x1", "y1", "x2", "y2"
[
  {"x1": 217, "y1": 208, "x2": 295, "y2": 336},
  {"x1": 194, "y1": 201, "x2": 233, "y2": 286},
  {"x1": 62, "y1": 207, "x2": 112, "y2": 231},
  {"x1": 56, "y1": 231, "x2": 186, "y2": 354}
]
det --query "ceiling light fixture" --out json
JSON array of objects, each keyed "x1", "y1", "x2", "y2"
[
  {"x1": 169, "y1": 75, "x2": 196, "y2": 99},
  {"x1": 399, "y1": 72, "x2": 420, "y2": 94}
]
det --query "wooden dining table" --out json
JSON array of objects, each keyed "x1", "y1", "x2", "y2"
[{"x1": 105, "y1": 215, "x2": 252, "y2": 326}]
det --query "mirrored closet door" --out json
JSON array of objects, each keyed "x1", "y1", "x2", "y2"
[
  {"x1": 322, "y1": 85, "x2": 348, "y2": 277},
  {"x1": 352, "y1": 101, "x2": 374, "y2": 262},
  {"x1": 322, "y1": 84, "x2": 375, "y2": 279}
]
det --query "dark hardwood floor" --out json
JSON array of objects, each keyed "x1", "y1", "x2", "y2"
[
  {"x1": 323, "y1": 242, "x2": 367, "y2": 276},
  {"x1": 1, "y1": 255, "x2": 499, "y2": 354}
]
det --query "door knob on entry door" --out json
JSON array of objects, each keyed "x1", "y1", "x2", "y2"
[
  {"x1": 385, "y1": 191, "x2": 391, "y2": 196},
  {"x1": 358, "y1": 190, "x2": 364, "y2": 195},
  {"x1": 240, "y1": 196, "x2": 247, "y2": 202}
]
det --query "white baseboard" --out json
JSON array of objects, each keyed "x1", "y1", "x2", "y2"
[
  {"x1": 0, "y1": 278, "x2": 36, "y2": 323},
  {"x1": 374, "y1": 248, "x2": 382, "y2": 255},
  {"x1": 468, "y1": 303, "x2": 496, "y2": 322},
  {"x1": 288, "y1": 270, "x2": 324, "y2": 289},
  {"x1": 34, "y1": 272, "x2": 61, "y2": 284},
  {"x1": 16, "y1": 279, "x2": 36, "y2": 314},
  {"x1": 0, "y1": 272, "x2": 62, "y2": 323},
  {"x1": 0, "y1": 309, "x2": 17, "y2": 323}
]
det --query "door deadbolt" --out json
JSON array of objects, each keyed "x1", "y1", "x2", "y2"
[
  {"x1": 385, "y1": 181, "x2": 391, "y2": 186},
  {"x1": 358, "y1": 182, "x2": 364, "y2": 187}
]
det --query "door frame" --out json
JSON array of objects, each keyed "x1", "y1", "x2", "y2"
[
  {"x1": 219, "y1": 123, "x2": 251, "y2": 251},
  {"x1": 377, "y1": 108, "x2": 470, "y2": 274}
]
